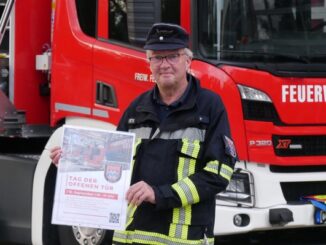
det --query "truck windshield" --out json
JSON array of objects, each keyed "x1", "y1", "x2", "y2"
[{"x1": 198, "y1": 0, "x2": 326, "y2": 63}]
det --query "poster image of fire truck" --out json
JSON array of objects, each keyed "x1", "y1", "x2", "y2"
[{"x1": 52, "y1": 125, "x2": 135, "y2": 231}]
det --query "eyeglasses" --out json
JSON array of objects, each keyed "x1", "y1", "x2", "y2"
[{"x1": 148, "y1": 53, "x2": 186, "y2": 66}]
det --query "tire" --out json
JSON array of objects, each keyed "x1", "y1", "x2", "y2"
[{"x1": 58, "y1": 225, "x2": 113, "y2": 245}]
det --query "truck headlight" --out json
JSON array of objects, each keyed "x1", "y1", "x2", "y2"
[
  {"x1": 217, "y1": 169, "x2": 255, "y2": 207},
  {"x1": 237, "y1": 84, "x2": 280, "y2": 122},
  {"x1": 237, "y1": 84, "x2": 272, "y2": 102}
]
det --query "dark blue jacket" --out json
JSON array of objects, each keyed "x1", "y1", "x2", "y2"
[{"x1": 113, "y1": 75, "x2": 237, "y2": 245}]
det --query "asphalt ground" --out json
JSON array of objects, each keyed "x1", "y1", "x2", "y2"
[
  {"x1": 215, "y1": 226, "x2": 326, "y2": 245},
  {"x1": 1, "y1": 227, "x2": 326, "y2": 244}
]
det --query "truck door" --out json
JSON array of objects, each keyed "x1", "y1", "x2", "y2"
[{"x1": 93, "y1": 0, "x2": 183, "y2": 126}]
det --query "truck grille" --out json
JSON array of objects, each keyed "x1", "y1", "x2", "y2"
[
  {"x1": 280, "y1": 181, "x2": 326, "y2": 203},
  {"x1": 270, "y1": 165, "x2": 326, "y2": 173},
  {"x1": 272, "y1": 135, "x2": 326, "y2": 156}
]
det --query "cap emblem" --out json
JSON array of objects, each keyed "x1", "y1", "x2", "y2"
[{"x1": 156, "y1": 29, "x2": 174, "y2": 36}]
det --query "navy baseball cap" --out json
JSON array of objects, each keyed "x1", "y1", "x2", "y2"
[{"x1": 143, "y1": 23, "x2": 189, "y2": 51}]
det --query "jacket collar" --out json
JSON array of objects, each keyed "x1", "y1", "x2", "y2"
[{"x1": 135, "y1": 74, "x2": 200, "y2": 123}]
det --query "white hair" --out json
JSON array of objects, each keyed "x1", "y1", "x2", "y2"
[{"x1": 184, "y1": 48, "x2": 193, "y2": 59}]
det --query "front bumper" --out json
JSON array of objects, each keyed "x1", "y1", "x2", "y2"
[
  {"x1": 213, "y1": 161, "x2": 326, "y2": 236},
  {"x1": 213, "y1": 203, "x2": 322, "y2": 236}
]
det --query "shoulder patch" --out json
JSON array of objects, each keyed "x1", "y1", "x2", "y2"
[{"x1": 223, "y1": 135, "x2": 237, "y2": 158}]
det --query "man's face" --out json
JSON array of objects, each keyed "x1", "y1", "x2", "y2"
[{"x1": 148, "y1": 49, "x2": 191, "y2": 90}]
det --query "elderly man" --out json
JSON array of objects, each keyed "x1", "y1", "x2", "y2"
[
  {"x1": 51, "y1": 23, "x2": 236, "y2": 245},
  {"x1": 112, "y1": 23, "x2": 237, "y2": 245}
]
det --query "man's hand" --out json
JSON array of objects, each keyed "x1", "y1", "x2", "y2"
[
  {"x1": 49, "y1": 146, "x2": 62, "y2": 167},
  {"x1": 126, "y1": 181, "x2": 156, "y2": 206}
]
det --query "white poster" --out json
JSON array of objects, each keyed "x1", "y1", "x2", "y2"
[{"x1": 52, "y1": 125, "x2": 135, "y2": 231}]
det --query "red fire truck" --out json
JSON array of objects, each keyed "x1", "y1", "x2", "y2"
[{"x1": 0, "y1": 0, "x2": 326, "y2": 244}]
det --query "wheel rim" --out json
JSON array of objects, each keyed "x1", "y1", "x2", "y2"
[{"x1": 72, "y1": 226, "x2": 106, "y2": 245}]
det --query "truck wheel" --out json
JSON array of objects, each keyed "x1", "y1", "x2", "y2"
[{"x1": 58, "y1": 225, "x2": 113, "y2": 245}]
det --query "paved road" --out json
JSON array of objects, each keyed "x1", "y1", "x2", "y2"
[
  {"x1": 215, "y1": 227, "x2": 326, "y2": 245},
  {"x1": 1, "y1": 227, "x2": 326, "y2": 244}
]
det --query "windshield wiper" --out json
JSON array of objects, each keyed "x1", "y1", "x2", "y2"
[{"x1": 219, "y1": 50, "x2": 310, "y2": 63}]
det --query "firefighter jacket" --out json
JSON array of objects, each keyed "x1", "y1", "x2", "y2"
[{"x1": 113, "y1": 75, "x2": 237, "y2": 245}]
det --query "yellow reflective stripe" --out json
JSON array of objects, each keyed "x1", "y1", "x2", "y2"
[
  {"x1": 184, "y1": 178, "x2": 200, "y2": 203},
  {"x1": 170, "y1": 139, "x2": 201, "y2": 240},
  {"x1": 181, "y1": 139, "x2": 200, "y2": 158},
  {"x1": 125, "y1": 204, "x2": 137, "y2": 229},
  {"x1": 125, "y1": 218, "x2": 133, "y2": 229},
  {"x1": 135, "y1": 137, "x2": 142, "y2": 146},
  {"x1": 191, "y1": 140, "x2": 200, "y2": 158},
  {"x1": 178, "y1": 157, "x2": 186, "y2": 180},
  {"x1": 113, "y1": 230, "x2": 214, "y2": 245},
  {"x1": 133, "y1": 138, "x2": 142, "y2": 156},
  {"x1": 172, "y1": 178, "x2": 200, "y2": 206},
  {"x1": 178, "y1": 157, "x2": 196, "y2": 180},
  {"x1": 204, "y1": 161, "x2": 233, "y2": 182},
  {"x1": 171, "y1": 206, "x2": 191, "y2": 225},
  {"x1": 172, "y1": 208, "x2": 180, "y2": 224},
  {"x1": 169, "y1": 205, "x2": 191, "y2": 238},
  {"x1": 220, "y1": 164, "x2": 233, "y2": 181},
  {"x1": 204, "y1": 167, "x2": 218, "y2": 174},
  {"x1": 169, "y1": 223, "x2": 188, "y2": 239},
  {"x1": 112, "y1": 233, "x2": 133, "y2": 244},
  {"x1": 184, "y1": 205, "x2": 191, "y2": 224},
  {"x1": 169, "y1": 223, "x2": 177, "y2": 237},
  {"x1": 172, "y1": 184, "x2": 188, "y2": 206},
  {"x1": 129, "y1": 139, "x2": 142, "y2": 206},
  {"x1": 181, "y1": 138, "x2": 189, "y2": 155},
  {"x1": 203, "y1": 160, "x2": 219, "y2": 174},
  {"x1": 130, "y1": 159, "x2": 136, "y2": 176},
  {"x1": 126, "y1": 204, "x2": 137, "y2": 219},
  {"x1": 188, "y1": 158, "x2": 196, "y2": 175},
  {"x1": 181, "y1": 224, "x2": 188, "y2": 239},
  {"x1": 177, "y1": 223, "x2": 188, "y2": 240},
  {"x1": 130, "y1": 138, "x2": 142, "y2": 171}
]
